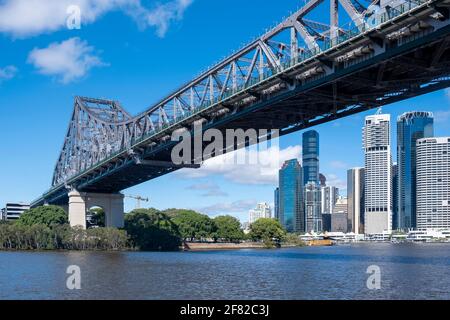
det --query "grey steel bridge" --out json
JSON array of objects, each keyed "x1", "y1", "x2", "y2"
[{"x1": 32, "y1": 0, "x2": 450, "y2": 227}]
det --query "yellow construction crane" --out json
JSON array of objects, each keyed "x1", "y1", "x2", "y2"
[{"x1": 125, "y1": 195, "x2": 149, "y2": 209}]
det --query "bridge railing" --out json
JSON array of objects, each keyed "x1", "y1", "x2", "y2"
[
  {"x1": 50, "y1": 0, "x2": 433, "y2": 192},
  {"x1": 128, "y1": 0, "x2": 429, "y2": 139}
]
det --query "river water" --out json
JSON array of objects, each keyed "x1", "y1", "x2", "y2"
[{"x1": 1, "y1": 243, "x2": 449, "y2": 300}]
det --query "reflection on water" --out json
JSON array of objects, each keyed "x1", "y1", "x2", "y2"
[{"x1": 1, "y1": 243, "x2": 450, "y2": 300}]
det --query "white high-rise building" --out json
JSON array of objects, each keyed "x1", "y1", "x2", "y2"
[
  {"x1": 363, "y1": 112, "x2": 393, "y2": 235},
  {"x1": 249, "y1": 203, "x2": 272, "y2": 224},
  {"x1": 347, "y1": 168, "x2": 365, "y2": 234},
  {"x1": 416, "y1": 137, "x2": 450, "y2": 230},
  {"x1": 305, "y1": 182, "x2": 322, "y2": 233},
  {"x1": 320, "y1": 186, "x2": 339, "y2": 214}
]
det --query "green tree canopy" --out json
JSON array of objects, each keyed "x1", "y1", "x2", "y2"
[
  {"x1": 167, "y1": 209, "x2": 217, "y2": 241},
  {"x1": 213, "y1": 215, "x2": 244, "y2": 242},
  {"x1": 88, "y1": 207, "x2": 105, "y2": 228},
  {"x1": 17, "y1": 205, "x2": 68, "y2": 228},
  {"x1": 125, "y1": 208, "x2": 181, "y2": 251},
  {"x1": 249, "y1": 218, "x2": 286, "y2": 246}
]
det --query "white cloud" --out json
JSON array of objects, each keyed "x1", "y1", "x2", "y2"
[
  {"x1": 435, "y1": 110, "x2": 450, "y2": 123},
  {"x1": 0, "y1": 65, "x2": 17, "y2": 82},
  {"x1": 195, "y1": 199, "x2": 256, "y2": 218},
  {"x1": 329, "y1": 160, "x2": 349, "y2": 170},
  {"x1": 133, "y1": 0, "x2": 193, "y2": 37},
  {"x1": 0, "y1": 0, "x2": 193, "y2": 38},
  {"x1": 187, "y1": 182, "x2": 228, "y2": 197},
  {"x1": 27, "y1": 37, "x2": 105, "y2": 83},
  {"x1": 324, "y1": 173, "x2": 347, "y2": 191},
  {"x1": 433, "y1": 89, "x2": 450, "y2": 123},
  {"x1": 177, "y1": 145, "x2": 302, "y2": 186}
]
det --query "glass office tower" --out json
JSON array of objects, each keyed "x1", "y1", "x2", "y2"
[
  {"x1": 274, "y1": 188, "x2": 280, "y2": 220},
  {"x1": 303, "y1": 130, "x2": 320, "y2": 186},
  {"x1": 278, "y1": 159, "x2": 304, "y2": 232},
  {"x1": 397, "y1": 111, "x2": 434, "y2": 230}
]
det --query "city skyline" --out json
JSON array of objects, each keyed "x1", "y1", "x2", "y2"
[{"x1": 1, "y1": 0, "x2": 450, "y2": 223}]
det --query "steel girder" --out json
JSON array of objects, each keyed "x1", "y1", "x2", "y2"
[{"x1": 33, "y1": 0, "x2": 450, "y2": 207}]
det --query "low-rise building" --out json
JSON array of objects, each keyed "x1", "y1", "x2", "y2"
[
  {"x1": 1, "y1": 202, "x2": 30, "y2": 221},
  {"x1": 331, "y1": 213, "x2": 348, "y2": 233}
]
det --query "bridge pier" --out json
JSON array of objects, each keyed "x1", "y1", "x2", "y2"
[{"x1": 68, "y1": 190, "x2": 124, "y2": 229}]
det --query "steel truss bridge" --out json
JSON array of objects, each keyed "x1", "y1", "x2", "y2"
[{"x1": 33, "y1": 0, "x2": 450, "y2": 207}]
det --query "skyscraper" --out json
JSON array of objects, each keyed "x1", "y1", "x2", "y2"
[
  {"x1": 347, "y1": 168, "x2": 365, "y2": 234},
  {"x1": 249, "y1": 203, "x2": 272, "y2": 224},
  {"x1": 303, "y1": 130, "x2": 320, "y2": 186},
  {"x1": 416, "y1": 137, "x2": 450, "y2": 230},
  {"x1": 319, "y1": 173, "x2": 327, "y2": 187},
  {"x1": 363, "y1": 112, "x2": 393, "y2": 235},
  {"x1": 305, "y1": 182, "x2": 322, "y2": 233},
  {"x1": 278, "y1": 159, "x2": 304, "y2": 232},
  {"x1": 397, "y1": 111, "x2": 434, "y2": 230},
  {"x1": 274, "y1": 188, "x2": 280, "y2": 220},
  {"x1": 320, "y1": 186, "x2": 339, "y2": 214},
  {"x1": 392, "y1": 163, "x2": 399, "y2": 230}
]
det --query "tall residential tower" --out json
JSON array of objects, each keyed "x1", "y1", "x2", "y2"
[
  {"x1": 416, "y1": 137, "x2": 450, "y2": 230},
  {"x1": 363, "y1": 112, "x2": 393, "y2": 235}
]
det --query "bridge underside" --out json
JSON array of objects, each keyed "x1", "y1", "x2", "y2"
[
  {"x1": 33, "y1": 1, "x2": 450, "y2": 208},
  {"x1": 65, "y1": 34, "x2": 450, "y2": 193}
]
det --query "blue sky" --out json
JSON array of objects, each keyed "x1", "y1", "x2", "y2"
[{"x1": 0, "y1": 0, "x2": 449, "y2": 222}]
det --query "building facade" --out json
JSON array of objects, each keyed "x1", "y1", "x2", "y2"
[
  {"x1": 347, "y1": 168, "x2": 365, "y2": 234},
  {"x1": 363, "y1": 112, "x2": 393, "y2": 235},
  {"x1": 303, "y1": 130, "x2": 320, "y2": 186},
  {"x1": 274, "y1": 188, "x2": 280, "y2": 220},
  {"x1": 416, "y1": 137, "x2": 450, "y2": 230},
  {"x1": 249, "y1": 203, "x2": 272, "y2": 224},
  {"x1": 333, "y1": 197, "x2": 348, "y2": 215},
  {"x1": 397, "y1": 111, "x2": 434, "y2": 230},
  {"x1": 304, "y1": 182, "x2": 322, "y2": 233},
  {"x1": 321, "y1": 186, "x2": 339, "y2": 214},
  {"x1": 319, "y1": 173, "x2": 327, "y2": 187},
  {"x1": 331, "y1": 213, "x2": 348, "y2": 233},
  {"x1": 392, "y1": 163, "x2": 399, "y2": 230},
  {"x1": 1, "y1": 203, "x2": 30, "y2": 221},
  {"x1": 278, "y1": 159, "x2": 304, "y2": 232}
]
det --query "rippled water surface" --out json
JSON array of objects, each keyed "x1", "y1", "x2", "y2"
[{"x1": 1, "y1": 243, "x2": 450, "y2": 300}]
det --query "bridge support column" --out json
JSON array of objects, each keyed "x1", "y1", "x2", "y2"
[{"x1": 68, "y1": 190, "x2": 125, "y2": 229}]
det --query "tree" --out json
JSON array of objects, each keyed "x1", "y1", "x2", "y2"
[
  {"x1": 213, "y1": 216, "x2": 244, "y2": 243},
  {"x1": 249, "y1": 218, "x2": 286, "y2": 247},
  {"x1": 125, "y1": 209, "x2": 181, "y2": 251},
  {"x1": 88, "y1": 207, "x2": 105, "y2": 228},
  {"x1": 17, "y1": 205, "x2": 68, "y2": 227},
  {"x1": 168, "y1": 209, "x2": 217, "y2": 241}
]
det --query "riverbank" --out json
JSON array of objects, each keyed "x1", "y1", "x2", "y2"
[
  {"x1": 183, "y1": 241, "x2": 310, "y2": 251},
  {"x1": 183, "y1": 242, "x2": 266, "y2": 251}
]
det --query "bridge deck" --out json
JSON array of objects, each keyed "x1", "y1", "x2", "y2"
[{"x1": 32, "y1": 0, "x2": 450, "y2": 207}]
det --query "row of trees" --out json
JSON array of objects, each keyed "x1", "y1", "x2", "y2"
[
  {"x1": 0, "y1": 206, "x2": 128, "y2": 250},
  {"x1": 125, "y1": 208, "x2": 288, "y2": 250},
  {"x1": 0, "y1": 206, "x2": 289, "y2": 251}
]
